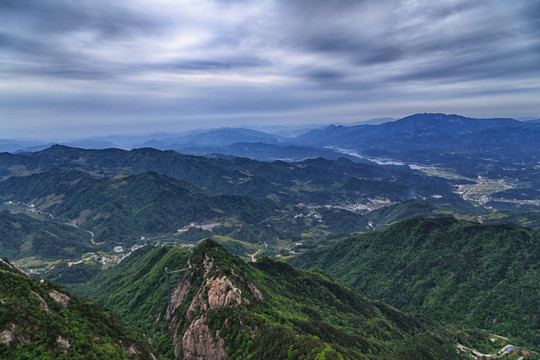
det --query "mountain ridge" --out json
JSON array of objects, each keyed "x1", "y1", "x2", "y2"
[
  {"x1": 74, "y1": 240, "x2": 474, "y2": 359},
  {"x1": 292, "y1": 215, "x2": 540, "y2": 349}
]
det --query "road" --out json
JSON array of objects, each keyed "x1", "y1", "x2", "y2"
[
  {"x1": 248, "y1": 249, "x2": 261, "y2": 262},
  {"x1": 457, "y1": 343, "x2": 518, "y2": 359}
]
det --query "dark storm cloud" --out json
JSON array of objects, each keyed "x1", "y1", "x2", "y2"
[{"x1": 1, "y1": 0, "x2": 539, "y2": 138}]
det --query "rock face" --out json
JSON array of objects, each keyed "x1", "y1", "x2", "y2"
[
  {"x1": 56, "y1": 335, "x2": 71, "y2": 350},
  {"x1": 31, "y1": 290, "x2": 50, "y2": 312},
  {"x1": 49, "y1": 289, "x2": 70, "y2": 307},
  {"x1": 180, "y1": 316, "x2": 227, "y2": 360},
  {"x1": 169, "y1": 252, "x2": 264, "y2": 360},
  {"x1": 0, "y1": 324, "x2": 15, "y2": 345}
]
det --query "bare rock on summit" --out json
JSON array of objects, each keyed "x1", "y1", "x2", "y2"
[
  {"x1": 207, "y1": 275, "x2": 242, "y2": 309},
  {"x1": 181, "y1": 316, "x2": 227, "y2": 360}
]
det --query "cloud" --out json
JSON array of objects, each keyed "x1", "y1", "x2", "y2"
[{"x1": 0, "y1": 0, "x2": 539, "y2": 138}]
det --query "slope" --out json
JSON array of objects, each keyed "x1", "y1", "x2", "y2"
[
  {"x1": 293, "y1": 216, "x2": 540, "y2": 349},
  {"x1": 0, "y1": 145, "x2": 458, "y2": 205},
  {"x1": 0, "y1": 210, "x2": 94, "y2": 261},
  {"x1": 74, "y1": 240, "x2": 473, "y2": 359},
  {"x1": 0, "y1": 169, "x2": 280, "y2": 245},
  {"x1": 0, "y1": 258, "x2": 155, "y2": 359}
]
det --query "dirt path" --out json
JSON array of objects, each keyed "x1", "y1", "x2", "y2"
[
  {"x1": 248, "y1": 249, "x2": 261, "y2": 262},
  {"x1": 457, "y1": 343, "x2": 517, "y2": 359},
  {"x1": 86, "y1": 230, "x2": 96, "y2": 244}
]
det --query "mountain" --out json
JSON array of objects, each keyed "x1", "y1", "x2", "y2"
[
  {"x1": 294, "y1": 113, "x2": 522, "y2": 151},
  {"x1": 73, "y1": 240, "x2": 477, "y2": 359},
  {"x1": 138, "y1": 127, "x2": 284, "y2": 149},
  {"x1": 0, "y1": 210, "x2": 94, "y2": 261},
  {"x1": 0, "y1": 139, "x2": 47, "y2": 153},
  {"x1": 0, "y1": 145, "x2": 459, "y2": 205},
  {"x1": 0, "y1": 258, "x2": 155, "y2": 359},
  {"x1": 175, "y1": 142, "x2": 359, "y2": 162},
  {"x1": 292, "y1": 113, "x2": 540, "y2": 188},
  {"x1": 0, "y1": 166, "x2": 380, "y2": 261},
  {"x1": 292, "y1": 216, "x2": 540, "y2": 349},
  {"x1": 0, "y1": 169, "x2": 280, "y2": 245}
]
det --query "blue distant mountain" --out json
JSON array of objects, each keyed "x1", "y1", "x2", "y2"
[
  {"x1": 138, "y1": 127, "x2": 284, "y2": 149},
  {"x1": 293, "y1": 113, "x2": 537, "y2": 153}
]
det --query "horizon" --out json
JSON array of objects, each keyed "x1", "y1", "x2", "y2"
[
  {"x1": 3, "y1": 111, "x2": 539, "y2": 142},
  {"x1": 1, "y1": 0, "x2": 539, "y2": 138},
  {"x1": 2, "y1": 111, "x2": 538, "y2": 145}
]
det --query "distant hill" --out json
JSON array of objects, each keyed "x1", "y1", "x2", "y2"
[
  {"x1": 478, "y1": 210, "x2": 540, "y2": 233},
  {"x1": 0, "y1": 145, "x2": 459, "y2": 205},
  {"x1": 138, "y1": 127, "x2": 284, "y2": 149},
  {"x1": 0, "y1": 259, "x2": 155, "y2": 359},
  {"x1": 0, "y1": 210, "x2": 94, "y2": 261},
  {"x1": 364, "y1": 199, "x2": 487, "y2": 229},
  {"x1": 74, "y1": 240, "x2": 473, "y2": 359},
  {"x1": 0, "y1": 169, "x2": 279, "y2": 245},
  {"x1": 293, "y1": 216, "x2": 540, "y2": 349},
  {"x1": 294, "y1": 113, "x2": 525, "y2": 152},
  {"x1": 0, "y1": 139, "x2": 46, "y2": 153},
  {"x1": 292, "y1": 113, "x2": 540, "y2": 186},
  {"x1": 175, "y1": 141, "x2": 359, "y2": 162}
]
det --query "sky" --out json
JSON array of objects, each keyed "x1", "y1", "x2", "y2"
[{"x1": 1, "y1": 0, "x2": 539, "y2": 139}]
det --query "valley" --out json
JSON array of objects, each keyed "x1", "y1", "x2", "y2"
[{"x1": 1, "y1": 113, "x2": 539, "y2": 359}]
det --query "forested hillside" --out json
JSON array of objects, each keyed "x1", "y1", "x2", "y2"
[
  {"x1": 0, "y1": 210, "x2": 94, "y2": 260},
  {"x1": 73, "y1": 240, "x2": 478, "y2": 359},
  {"x1": 0, "y1": 259, "x2": 155, "y2": 359},
  {"x1": 0, "y1": 145, "x2": 458, "y2": 205},
  {"x1": 293, "y1": 216, "x2": 540, "y2": 349}
]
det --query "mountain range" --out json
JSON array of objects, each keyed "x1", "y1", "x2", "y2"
[{"x1": 1, "y1": 113, "x2": 539, "y2": 358}]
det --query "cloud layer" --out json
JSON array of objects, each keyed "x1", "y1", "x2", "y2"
[{"x1": 1, "y1": 0, "x2": 539, "y2": 138}]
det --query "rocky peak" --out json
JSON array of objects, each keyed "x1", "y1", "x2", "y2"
[{"x1": 167, "y1": 239, "x2": 264, "y2": 359}]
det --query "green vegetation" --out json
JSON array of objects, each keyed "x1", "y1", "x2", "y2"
[
  {"x1": 293, "y1": 216, "x2": 540, "y2": 349},
  {"x1": 0, "y1": 169, "x2": 280, "y2": 246},
  {"x1": 0, "y1": 145, "x2": 459, "y2": 205},
  {"x1": 0, "y1": 210, "x2": 94, "y2": 260},
  {"x1": 478, "y1": 210, "x2": 540, "y2": 233},
  {"x1": 0, "y1": 259, "x2": 154, "y2": 359},
  {"x1": 74, "y1": 245, "x2": 190, "y2": 335},
  {"x1": 74, "y1": 241, "x2": 473, "y2": 359},
  {"x1": 206, "y1": 235, "x2": 261, "y2": 258}
]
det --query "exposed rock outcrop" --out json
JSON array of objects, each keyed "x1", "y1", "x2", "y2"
[
  {"x1": 49, "y1": 289, "x2": 70, "y2": 307},
  {"x1": 168, "y1": 249, "x2": 264, "y2": 359},
  {"x1": 56, "y1": 335, "x2": 71, "y2": 350},
  {"x1": 0, "y1": 324, "x2": 15, "y2": 345},
  {"x1": 179, "y1": 315, "x2": 227, "y2": 360},
  {"x1": 31, "y1": 290, "x2": 50, "y2": 312}
]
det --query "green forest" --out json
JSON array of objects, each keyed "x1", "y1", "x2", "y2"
[{"x1": 293, "y1": 216, "x2": 540, "y2": 350}]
